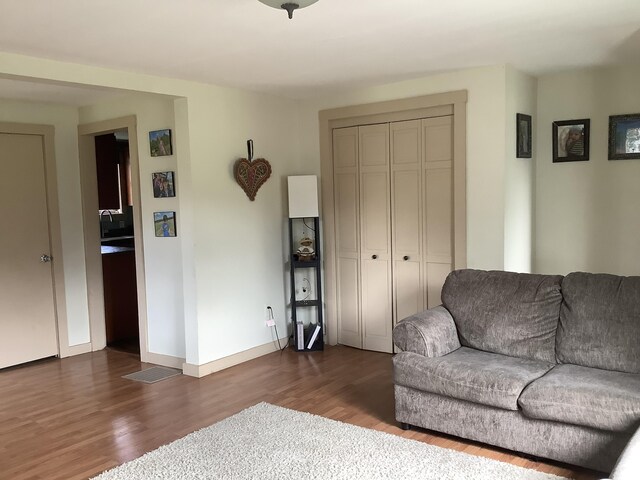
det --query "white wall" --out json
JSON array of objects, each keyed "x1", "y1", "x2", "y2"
[
  {"x1": 297, "y1": 65, "x2": 509, "y2": 270},
  {"x1": 0, "y1": 53, "x2": 309, "y2": 367},
  {"x1": 183, "y1": 85, "x2": 302, "y2": 365},
  {"x1": 0, "y1": 99, "x2": 90, "y2": 346},
  {"x1": 535, "y1": 67, "x2": 640, "y2": 275},
  {"x1": 504, "y1": 66, "x2": 537, "y2": 273}
]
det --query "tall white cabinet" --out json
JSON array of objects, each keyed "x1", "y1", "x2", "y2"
[{"x1": 333, "y1": 115, "x2": 454, "y2": 353}]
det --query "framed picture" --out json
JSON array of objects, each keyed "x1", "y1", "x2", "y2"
[
  {"x1": 152, "y1": 171, "x2": 176, "y2": 198},
  {"x1": 516, "y1": 113, "x2": 532, "y2": 158},
  {"x1": 608, "y1": 114, "x2": 640, "y2": 160},
  {"x1": 149, "y1": 129, "x2": 172, "y2": 157},
  {"x1": 552, "y1": 119, "x2": 590, "y2": 162},
  {"x1": 154, "y1": 211, "x2": 177, "y2": 237}
]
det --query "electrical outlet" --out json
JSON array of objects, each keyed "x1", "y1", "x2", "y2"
[{"x1": 265, "y1": 305, "x2": 276, "y2": 327}]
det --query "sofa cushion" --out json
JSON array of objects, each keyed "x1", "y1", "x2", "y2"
[
  {"x1": 519, "y1": 364, "x2": 640, "y2": 432},
  {"x1": 393, "y1": 347, "x2": 554, "y2": 411},
  {"x1": 441, "y1": 269, "x2": 563, "y2": 363},
  {"x1": 556, "y1": 272, "x2": 640, "y2": 374}
]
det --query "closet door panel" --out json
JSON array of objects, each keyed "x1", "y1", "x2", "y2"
[
  {"x1": 391, "y1": 120, "x2": 423, "y2": 325},
  {"x1": 359, "y1": 124, "x2": 392, "y2": 353},
  {"x1": 423, "y1": 117, "x2": 453, "y2": 309},
  {"x1": 333, "y1": 127, "x2": 362, "y2": 348},
  {"x1": 361, "y1": 257, "x2": 392, "y2": 353}
]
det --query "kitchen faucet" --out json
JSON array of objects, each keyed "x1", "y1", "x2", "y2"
[{"x1": 100, "y1": 210, "x2": 113, "y2": 237}]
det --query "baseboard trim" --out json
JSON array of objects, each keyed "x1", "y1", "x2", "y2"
[
  {"x1": 182, "y1": 337, "x2": 289, "y2": 378},
  {"x1": 142, "y1": 351, "x2": 185, "y2": 369},
  {"x1": 59, "y1": 342, "x2": 92, "y2": 358}
]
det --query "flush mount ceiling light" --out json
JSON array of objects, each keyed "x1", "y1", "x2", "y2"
[{"x1": 258, "y1": 0, "x2": 319, "y2": 19}]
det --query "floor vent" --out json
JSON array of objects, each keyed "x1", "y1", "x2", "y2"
[{"x1": 122, "y1": 366, "x2": 181, "y2": 384}]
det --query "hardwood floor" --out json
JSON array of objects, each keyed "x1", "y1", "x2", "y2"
[{"x1": 0, "y1": 346, "x2": 600, "y2": 480}]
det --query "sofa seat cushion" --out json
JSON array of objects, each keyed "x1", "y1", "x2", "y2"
[
  {"x1": 519, "y1": 364, "x2": 640, "y2": 432},
  {"x1": 393, "y1": 347, "x2": 554, "y2": 411}
]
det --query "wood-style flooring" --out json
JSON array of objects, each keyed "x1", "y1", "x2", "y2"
[{"x1": 0, "y1": 345, "x2": 600, "y2": 480}]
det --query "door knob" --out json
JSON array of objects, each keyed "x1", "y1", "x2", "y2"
[
  {"x1": 403, "y1": 255, "x2": 409, "y2": 261},
  {"x1": 371, "y1": 255, "x2": 378, "y2": 259},
  {"x1": 40, "y1": 254, "x2": 52, "y2": 263}
]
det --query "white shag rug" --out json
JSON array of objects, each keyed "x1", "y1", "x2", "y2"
[{"x1": 93, "y1": 403, "x2": 568, "y2": 480}]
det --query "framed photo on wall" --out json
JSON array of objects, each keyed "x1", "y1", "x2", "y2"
[
  {"x1": 608, "y1": 114, "x2": 640, "y2": 160},
  {"x1": 149, "y1": 129, "x2": 172, "y2": 157},
  {"x1": 552, "y1": 119, "x2": 590, "y2": 162},
  {"x1": 154, "y1": 211, "x2": 177, "y2": 237},
  {"x1": 152, "y1": 171, "x2": 176, "y2": 198},
  {"x1": 516, "y1": 113, "x2": 532, "y2": 158}
]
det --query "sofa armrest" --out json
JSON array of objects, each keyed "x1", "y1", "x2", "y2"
[
  {"x1": 392, "y1": 305, "x2": 461, "y2": 357},
  {"x1": 607, "y1": 424, "x2": 640, "y2": 480}
]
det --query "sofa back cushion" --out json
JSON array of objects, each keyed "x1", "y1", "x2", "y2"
[
  {"x1": 556, "y1": 272, "x2": 640, "y2": 374},
  {"x1": 441, "y1": 269, "x2": 563, "y2": 363}
]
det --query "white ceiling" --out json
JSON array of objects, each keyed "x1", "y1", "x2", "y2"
[{"x1": 0, "y1": 0, "x2": 639, "y2": 103}]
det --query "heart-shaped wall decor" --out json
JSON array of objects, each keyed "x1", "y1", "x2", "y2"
[{"x1": 234, "y1": 157, "x2": 272, "y2": 201}]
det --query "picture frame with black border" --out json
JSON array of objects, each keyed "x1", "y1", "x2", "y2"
[
  {"x1": 552, "y1": 119, "x2": 590, "y2": 163},
  {"x1": 154, "y1": 211, "x2": 177, "y2": 237},
  {"x1": 149, "y1": 129, "x2": 172, "y2": 157},
  {"x1": 608, "y1": 113, "x2": 640, "y2": 160},
  {"x1": 516, "y1": 113, "x2": 532, "y2": 158},
  {"x1": 152, "y1": 171, "x2": 176, "y2": 198}
]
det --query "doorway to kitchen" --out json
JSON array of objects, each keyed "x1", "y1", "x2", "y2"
[
  {"x1": 78, "y1": 116, "x2": 149, "y2": 361},
  {"x1": 96, "y1": 130, "x2": 139, "y2": 354}
]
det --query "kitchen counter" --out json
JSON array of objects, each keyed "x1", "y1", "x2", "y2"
[{"x1": 101, "y1": 245, "x2": 135, "y2": 255}]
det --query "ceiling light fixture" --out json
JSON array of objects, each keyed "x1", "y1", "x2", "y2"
[{"x1": 258, "y1": 0, "x2": 319, "y2": 19}]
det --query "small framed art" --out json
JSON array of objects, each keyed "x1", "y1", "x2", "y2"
[
  {"x1": 608, "y1": 114, "x2": 640, "y2": 160},
  {"x1": 552, "y1": 119, "x2": 590, "y2": 162},
  {"x1": 149, "y1": 129, "x2": 172, "y2": 157},
  {"x1": 154, "y1": 211, "x2": 176, "y2": 237},
  {"x1": 516, "y1": 113, "x2": 532, "y2": 158},
  {"x1": 152, "y1": 172, "x2": 176, "y2": 198}
]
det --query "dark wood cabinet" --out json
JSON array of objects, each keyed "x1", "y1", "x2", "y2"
[
  {"x1": 95, "y1": 134, "x2": 131, "y2": 210},
  {"x1": 102, "y1": 249, "x2": 139, "y2": 345}
]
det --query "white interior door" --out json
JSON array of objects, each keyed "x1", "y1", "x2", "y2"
[{"x1": 0, "y1": 133, "x2": 58, "y2": 369}]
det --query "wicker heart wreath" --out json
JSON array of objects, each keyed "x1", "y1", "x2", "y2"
[{"x1": 234, "y1": 140, "x2": 272, "y2": 201}]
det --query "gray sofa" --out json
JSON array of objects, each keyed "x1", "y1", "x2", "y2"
[{"x1": 392, "y1": 269, "x2": 640, "y2": 473}]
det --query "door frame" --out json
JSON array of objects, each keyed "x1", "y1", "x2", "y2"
[
  {"x1": 78, "y1": 116, "x2": 150, "y2": 361},
  {"x1": 0, "y1": 122, "x2": 71, "y2": 357},
  {"x1": 319, "y1": 90, "x2": 468, "y2": 346}
]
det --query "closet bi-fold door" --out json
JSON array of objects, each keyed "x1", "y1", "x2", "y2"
[
  {"x1": 359, "y1": 124, "x2": 393, "y2": 353},
  {"x1": 391, "y1": 120, "x2": 424, "y2": 325},
  {"x1": 333, "y1": 127, "x2": 362, "y2": 349},
  {"x1": 423, "y1": 116, "x2": 454, "y2": 308}
]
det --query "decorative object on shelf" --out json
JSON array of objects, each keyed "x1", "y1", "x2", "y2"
[
  {"x1": 153, "y1": 211, "x2": 177, "y2": 237},
  {"x1": 296, "y1": 235, "x2": 315, "y2": 261},
  {"x1": 516, "y1": 113, "x2": 532, "y2": 158},
  {"x1": 552, "y1": 119, "x2": 590, "y2": 163},
  {"x1": 149, "y1": 129, "x2": 172, "y2": 157},
  {"x1": 234, "y1": 139, "x2": 272, "y2": 201},
  {"x1": 608, "y1": 113, "x2": 640, "y2": 160},
  {"x1": 257, "y1": 0, "x2": 319, "y2": 19},
  {"x1": 152, "y1": 171, "x2": 176, "y2": 198}
]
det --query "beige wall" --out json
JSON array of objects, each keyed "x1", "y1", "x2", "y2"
[
  {"x1": 504, "y1": 67, "x2": 537, "y2": 273},
  {"x1": 535, "y1": 66, "x2": 640, "y2": 275},
  {"x1": 298, "y1": 65, "x2": 509, "y2": 270},
  {"x1": 0, "y1": 98, "x2": 90, "y2": 346}
]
